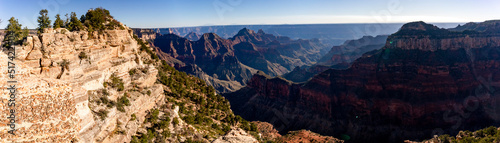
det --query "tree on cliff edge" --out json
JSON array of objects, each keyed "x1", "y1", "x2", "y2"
[
  {"x1": 37, "y1": 9, "x2": 51, "y2": 34},
  {"x1": 66, "y1": 12, "x2": 84, "y2": 31},
  {"x1": 3, "y1": 17, "x2": 28, "y2": 47},
  {"x1": 53, "y1": 14, "x2": 64, "y2": 29}
]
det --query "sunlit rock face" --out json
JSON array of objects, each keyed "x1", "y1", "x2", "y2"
[
  {"x1": 150, "y1": 28, "x2": 329, "y2": 93},
  {"x1": 225, "y1": 21, "x2": 500, "y2": 143},
  {"x1": 0, "y1": 26, "x2": 164, "y2": 142}
]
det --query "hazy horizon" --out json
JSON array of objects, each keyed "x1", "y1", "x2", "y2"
[{"x1": 1, "y1": 0, "x2": 499, "y2": 29}]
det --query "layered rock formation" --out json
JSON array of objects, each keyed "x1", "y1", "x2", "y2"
[
  {"x1": 152, "y1": 33, "x2": 255, "y2": 93},
  {"x1": 148, "y1": 24, "x2": 405, "y2": 46},
  {"x1": 149, "y1": 28, "x2": 329, "y2": 93},
  {"x1": 213, "y1": 128, "x2": 258, "y2": 143},
  {"x1": 253, "y1": 121, "x2": 344, "y2": 143},
  {"x1": 317, "y1": 35, "x2": 388, "y2": 66},
  {"x1": 225, "y1": 21, "x2": 500, "y2": 142},
  {"x1": 132, "y1": 29, "x2": 160, "y2": 41},
  {"x1": 282, "y1": 35, "x2": 387, "y2": 82},
  {"x1": 0, "y1": 24, "x2": 165, "y2": 142}
]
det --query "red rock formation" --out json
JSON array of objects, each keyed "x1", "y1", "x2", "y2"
[{"x1": 225, "y1": 21, "x2": 500, "y2": 143}]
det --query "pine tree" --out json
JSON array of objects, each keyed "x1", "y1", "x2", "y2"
[
  {"x1": 3, "y1": 17, "x2": 26, "y2": 47},
  {"x1": 66, "y1": 12, "x2": 84, "y2": 31},
  {"x1": 64, "y1": 13, "x2": 69, "y2": 26},
  {"x1": 37, "y1": 9, "x2": 51, "y2": 34},
  {"x1": 53, "y1": 14, "x2": 64, "y2": 29},
  {"x1": 80, "y1": 15, "x2": 86, "y2": 23},
  {"x1": 22, "y1": 27, "x2": 29, "y2": 39}
]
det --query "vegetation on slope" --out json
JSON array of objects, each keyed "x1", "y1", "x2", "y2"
[
  {"x1": 420, "y1": 126, "x2": 500, "y2": 143},
  {"x1": 130, "y1": 34, "x2": 259, "y2": 143}
]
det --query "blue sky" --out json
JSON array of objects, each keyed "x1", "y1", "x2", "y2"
[{"x1": 1, "y1": 0, "x2": 499, "y2": 29}]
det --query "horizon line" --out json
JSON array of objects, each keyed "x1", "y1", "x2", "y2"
[{"x1": 130, "y1": 21, "x2": 473, "y2": 29}]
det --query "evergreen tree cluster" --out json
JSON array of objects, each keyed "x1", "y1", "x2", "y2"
[
  {"x1": 3, "y1": 7, "x2": 125, "y2": 45},
  {"x1": 2, "y1": 17, "x2": 29, "y2": 47}
]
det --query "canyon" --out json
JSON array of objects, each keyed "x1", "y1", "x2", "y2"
[
  {"x1": 141, "y1": 28, "x2": 330, "y2": 93},
  {"x1": 283, "y1": 35, "x2": 388, "y2": 82},
  {"x1": 225, "y1": 20, "x2": 500, "y2": 143},
  {"x1": 0, "y1": 9, "x2": 344, "y2": 142}
]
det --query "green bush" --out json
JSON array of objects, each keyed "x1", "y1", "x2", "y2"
[
  {"x1": 108, "y1": 73, "x2": 124, "y2": 91},
  {"x1": 117, "y1": 96, "x2": 130, "y2": 112},
  {"x1": 129, "y1": 69, "x2": 137, "y2": 76},
  {"x1": 173, "y1": 117, "x2": 179, "y2": 126},
  {"x1": 100, "y1": 89, "x2": 109, "y2": 96},
  {"x1": 146, "y1": 109, "x2": 160, "y2": 123},
  {"x1": 131, "y1": 113, "x2": 137, "y2": 121},
  {"x1": 78, "y1": 51, "x2": 88, "y2": 60},
  {"x1": 83, "y1": 7, "x2": 123, "y2": 32},
  {"x1": 96, "y1": 109, "x2": 108, "y2": 120},
  {"x1": 158, "y1": 120, "x2": 169, "y2": 129},
  {"x1": 162, "y1": 130, "x2": 171, "y2": 138}
]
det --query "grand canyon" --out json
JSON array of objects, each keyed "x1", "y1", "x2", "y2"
[{"x1": 1, "y1": 1, "x2": 500, "y2": 143}]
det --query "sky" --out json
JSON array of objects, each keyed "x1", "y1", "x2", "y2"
[{"x1": 0, "y1": 0, "x2": 499, "y2": 29}]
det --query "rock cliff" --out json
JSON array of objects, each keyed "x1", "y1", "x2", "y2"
[
  {"x1": 0, "y1": 24, "x2": 166, "y2": 142},
  {"x1": 225, "y1": 21, "x2": 500, "y2": 142},
  {"x1": 148, "y1": 28, "x2": 329, "y2": 93}
]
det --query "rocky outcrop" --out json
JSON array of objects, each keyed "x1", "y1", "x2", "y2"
[
  {"x1": 0, "y1": 26, "x2": 164, "y2": 142},
  {"x1": 225, "y1": 21, "x2": 500, "y2": 143},
  {"x1": 132, "y1": 28, "x2": 160, "y2": 41},
  {"x1": 213, "y1": 128, "x2": 258, "y2": 143},
  {"x1": 278, "y1": 130, "x2": 344, "y2": 143}
]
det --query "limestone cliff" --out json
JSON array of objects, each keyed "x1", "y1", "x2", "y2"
[{"x1": 0, "y1": 24, "x2": 164, "y2": 142}]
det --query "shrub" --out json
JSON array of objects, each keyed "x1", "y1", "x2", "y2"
[
  {"x1": 131, "y1": 114, "x2": 137, "y2": 121},
  {"x1": 78, "y1": 51, "x2": 88, "y2": 60},
  {"x1": 161, "y1": 130, "x2": 171, "y2": 138},
  {"x1": 96, "y1": 109, "x2": 108, "y2": 120},
  {"x1": 173, "y1": 117, "x2": 179, "y2": 126},
  {"x1": 98, "y1": 96, "x2": 109, "y2": 105},
  {"x1": 117, "y1": 96, "x2": 130, "y2": 112},
  {"x1": 484, "y1": 126, "x2": 497, "y2": 136},
  {"x1": 84, "y1": 7, "x2": 124, "y2": 32},
  {"x1": 100, "y1": 89, "x2": 109, "y2": 96},
  {"x1": 129, "y1": 69, "x2": 137, "y2": 76},
  {"x1": 158, "y1": 120, "x2": 169, "y2": 129},
  {"x1": 109, "y1": 73, "x2": 124, "y2": 91}
]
